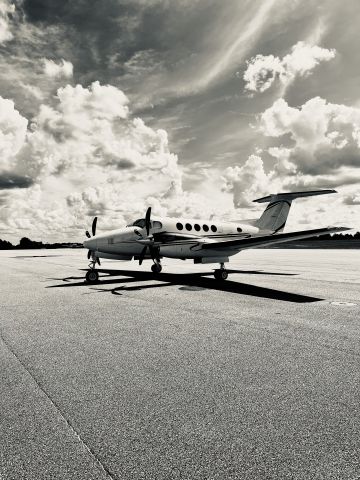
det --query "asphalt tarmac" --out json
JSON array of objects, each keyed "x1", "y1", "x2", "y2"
[{"x1": 1, "y1": 249, "x2": 359, "y2": 480}]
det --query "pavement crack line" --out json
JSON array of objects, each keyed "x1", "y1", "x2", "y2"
[{"x1": 0, "y1": 332, "x2": 119, "y2": 480}]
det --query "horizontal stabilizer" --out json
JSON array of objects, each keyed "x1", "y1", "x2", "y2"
[{"x1": 253, "y1": 189, "x2": 337, "y2": 204}]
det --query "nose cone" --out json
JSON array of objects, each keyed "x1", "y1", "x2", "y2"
[{"x1": 83, "y1": 238, "x2": 96, "y2": 249}]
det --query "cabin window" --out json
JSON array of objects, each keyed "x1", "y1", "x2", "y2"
[
  {"x1": 203, "y1": 224, "x2": 209, "y2": 232},
  {"x1": 176, "y1": 222, "x2": 183, "y2": 230},
  {"x1": 211, "y1": 225, "x2": 217, "y2": 232},
  {"x1": 185, "y1": 223, "x2": 192, "y2": 231},
  {"x1": 237, "y1": 227, "x2": 242, "y2": 233},
  {"x1": 194, "y1": 224, "x2": 200, "y2": 231},
  {"x1": 153, "y1": 221, "x2": 162, "y2": 229}
]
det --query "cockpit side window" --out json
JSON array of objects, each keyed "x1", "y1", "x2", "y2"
[{"x1": 152, "y1": 221, "x2": 162, "y2": 229}]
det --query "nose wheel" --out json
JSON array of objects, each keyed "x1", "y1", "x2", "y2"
[{"x1": 86, "y1": 269, "x2": 99, "y2": 283}]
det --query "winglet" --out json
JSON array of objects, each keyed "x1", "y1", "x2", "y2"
[{"x1": 253, "y1": 189, "x2": 337, "y2": 204}]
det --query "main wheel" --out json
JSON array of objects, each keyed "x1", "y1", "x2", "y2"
[
  {"x1": 151, "y1": 263, "x2": 162, "y2": 274},
  {"x1": 86, "y1": 270, "x2": 99, "y2": 283},
  {"x1": 214, "y1": 269, "x2": 228, "y2": 280}
]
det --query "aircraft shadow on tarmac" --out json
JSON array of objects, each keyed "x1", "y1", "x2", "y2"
[{"x1": 47, "y1": 268, "x2": 322, "y2": 303}]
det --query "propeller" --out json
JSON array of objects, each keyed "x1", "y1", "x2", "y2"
[
  {"x1": 85, "y1": 217, "x2": 100, "y2": 265},
  {"x1": 136, "y1": 207, "x2": 160, "y2": 265}
]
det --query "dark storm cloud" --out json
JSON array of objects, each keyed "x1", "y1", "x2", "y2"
[
  {"x1": 18, "y1": 0, "x2": 219, "y2": 82},
  {"x1": 0, "y1": 173, "x2": 34, "y2": 189}
]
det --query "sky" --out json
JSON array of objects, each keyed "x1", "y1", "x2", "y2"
[{"x1": 0, "y1": 0, "x2": 359, "y2": 242}]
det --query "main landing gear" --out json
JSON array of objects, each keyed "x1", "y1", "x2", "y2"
[
  {"x1": 214, "y1": 263, "x2": 228, "y2": 281},
  {"x1": 151, "y1": 259, "x2": 162, "y2": 274}
]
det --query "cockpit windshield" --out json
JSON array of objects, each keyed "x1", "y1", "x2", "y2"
[
  {"x1": 132, "y1": 218, "x2": 146, "y2": 228},
  {"x1": 126, "y1": 219, "x2": 163, "y2": 229},
  {"x1": 126, "y1": 218, "x2": 145, "y2": 228}
]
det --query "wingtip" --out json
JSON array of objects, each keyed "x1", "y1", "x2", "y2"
[{"x1": 327, "y1": 226, "x2": 352, "y2": 232}]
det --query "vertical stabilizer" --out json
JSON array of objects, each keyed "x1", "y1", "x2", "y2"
[{"x1": 254, "y1": 189, "x2": 336, "y2": 233}]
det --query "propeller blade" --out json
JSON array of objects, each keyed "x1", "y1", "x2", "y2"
[
  {"x1": 145, "y1": 207, "x2": 151, "y2": 236},
  {"x1": 139, "y1": 245, "x2": 147, "y2": 265},
  {"x1": 85, "y1": 231, "x2": 91, "y2": 238},
  {"x1": 92, "y1": 217, "x2": 98, "y2": 236},
  {"x1": 87, "y1": 250, "x2": 91, "y2": 259}
]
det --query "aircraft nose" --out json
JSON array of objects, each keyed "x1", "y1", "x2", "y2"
[{"x1": 84, "y1": 238, "x2": 96, "y2": 249}]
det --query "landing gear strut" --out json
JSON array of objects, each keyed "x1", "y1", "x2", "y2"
[
  {"x1": 85, "y1": 252, "x2": 100, "y2": 283},
  {"x1": 214, "y1": 262, "x2": 228, "y2": 280}
]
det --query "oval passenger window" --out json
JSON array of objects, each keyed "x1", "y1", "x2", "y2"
[
  {"x1": 176, "y1": 222, "x2": 183, "y2": 230},
  {"x1": 211, "y1": 225, "x2": 217, "y2": 232},
  {"x1": 185, "y1": 223, "x2": 192, "y2": 231}
]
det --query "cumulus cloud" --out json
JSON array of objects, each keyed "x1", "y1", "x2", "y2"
[
  {"x1": 0, "y1": 95, "x2": 28, "y2": 171},
  {"x1": 221, "y1": 151, "x2": 359, "y2": 230},
  {"x1": 0, "y1": 81, "x2": 224, "y2": 240},
  {"x1": 260, "y1": 96, "x2": 360, "y2": 175},
  {"x1": 43, "y1": 59, "x2": 74, "y2": 78},
  {"x1": 222, "y1": 155, "x2": 279, "y2": 208},
  {"x1": 243, "y1": 41, "x2": 336, "y2": 93},
  {"x1": 0, "y1": 0, "x2": 14, "y2": 43},
  {"x1": 222, "y1": 96, "x2": 360, "y2": 227}
]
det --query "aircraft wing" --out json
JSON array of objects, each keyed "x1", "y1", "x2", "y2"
[{"x1": 201, "y1": 226, "x2": 350, "y2": 251}]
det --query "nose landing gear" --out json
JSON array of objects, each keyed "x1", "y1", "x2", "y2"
[
  {"x1": 214, "y1": 262, "x2": 228, "y2": 280},
  {"x1": 85, "y1": 252, "x2": 100, "y2": 283}
]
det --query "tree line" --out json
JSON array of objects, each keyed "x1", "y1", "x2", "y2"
[{"x1": 0, "y1": 237, "x2": 83, "y2": 249}]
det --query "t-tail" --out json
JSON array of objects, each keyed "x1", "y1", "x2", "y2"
[{"x1": 254, "y1": 189, "x2": 337, "y2": 233}]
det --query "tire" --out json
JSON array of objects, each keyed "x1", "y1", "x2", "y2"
[
  {"x1": 214, "y1": 269, "x2": 228, "y2": 280},
  {"x1": 86, "y1": 270, "x2": 99, "y2": 283},
  {"x1": 151, "y1": 263, "x2": 162, "y2": 274}
]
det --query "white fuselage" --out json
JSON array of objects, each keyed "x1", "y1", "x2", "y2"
[{"x1": 83, "y1": 216, "x2": 260, "y2": 263}]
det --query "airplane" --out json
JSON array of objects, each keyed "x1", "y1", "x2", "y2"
[{"x1": 83, "y1": 189, "x2": 350, "y2": 283}]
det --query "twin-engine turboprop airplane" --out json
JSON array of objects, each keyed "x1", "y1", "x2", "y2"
[{"x1": 83, "y1": 189, "x2": 350, "y2": 283}]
